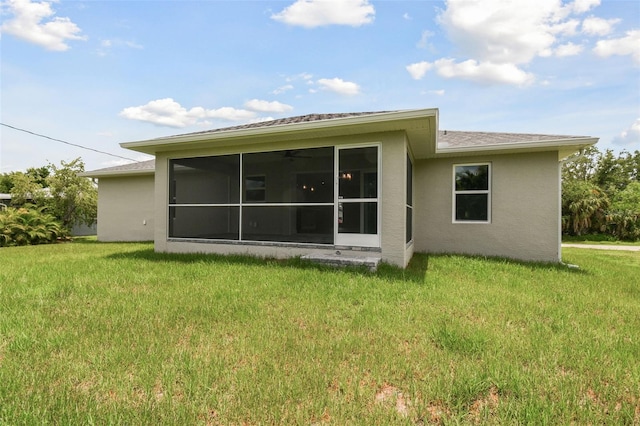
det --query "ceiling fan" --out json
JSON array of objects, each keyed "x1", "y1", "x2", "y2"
[{"x1": 282, "y1": 150, "x2": 312, "y2": 160}]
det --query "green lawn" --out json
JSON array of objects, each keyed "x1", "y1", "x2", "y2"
[
  {"x1": 1, "y1": 241, "x2": 639, "y2": 424},
  {"x1": 562, "y1": 235, "x2": 640, "y2": 246}
]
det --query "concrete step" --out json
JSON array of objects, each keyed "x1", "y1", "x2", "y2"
[{"x1": 301, "y1": 252, "x2": 381, "y2": 271}]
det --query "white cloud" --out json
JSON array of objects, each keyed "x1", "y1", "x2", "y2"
[
  {"x1": 613, "y1": 118, "x2": 640, "y2": 147},
  {"x1": 119, "y1": 98, "x2": 256, "y2": 128},
  {"x1": 594, "y1": 30, "x2": 640, "y2": 64},
  {"x1": 249, "y1": 116, "x2": 275, "y2": 124},
  {"x1": 272, "y1": 84, "x2": 294, "y2": 95},
  {"x1": 124, "y1": 40, "x2": 143, "y2": 49},
  {"x1": 571, "y1": 0, "x2": 600, "y2": 14},
  {"x1": 549, "y1": 19, "x2": 580, "y2": 36},
  {"x1": 406, "y1": 61, "x2": 433, "y2": 80},
  {"x1": 555, "y1": 42, "x2": 584, "y2": 57},
  {"x1": 407, "y1": 58, "x2": 534, "y2": 86},
  {"x1": 438, "y1": 0, "x2": 583, "y2": 65},
  {"x1": 244, "y1": 99, "x2": 293, "y2": 113},
  {"x1": 417, "y1": 30, "x2": 434, "y2": 49},
  {"x1": 97, "y1": 38, "x2": 144, "y2": 56},
  {"x1": 316, "y1": 78, "x2": 361, "y2": 95},
  {"x1": 271, "y1": 0, "x2": 375, "y2": 28},
  {"x1": 1, "y1": 0, "x2": 86, "y2": 51},
  {"x1": 432, "y1": 58, "x2": 535, "y2": 86},
  {"x1": 429, "y1": 89, "x2": 445, "y2": 96},
  {"x1": 406, "y1": 0, "x2": 619, "y2": 86},
  {"x1": 581, "y1": 16, "x2": 620, "y2": 36},
  {"x1": 403, "y1": 13, "x2": 412, "y2": 21}
]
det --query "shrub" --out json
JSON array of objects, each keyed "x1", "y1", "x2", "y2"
[
  {"x1": 604, "y1": 182, "x2": 640, "y2": 241},
  {"x1": 0, "y1": 206, "x2": 67, "y2": 247},
  {"x1": 562, "y1": 180, "x2": 609, "y2": 236},
  {"x1": 605, "y1": 210, "x2": 640, "y2": 241}
]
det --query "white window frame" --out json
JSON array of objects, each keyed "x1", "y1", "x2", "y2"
[{"x1": 452, "y1": 162, "x2": 491, "y2": 224}]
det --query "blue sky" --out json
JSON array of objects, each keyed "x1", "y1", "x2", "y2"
[{"x1": 1, "y1": 0, "x2": 639, "y2": 173}]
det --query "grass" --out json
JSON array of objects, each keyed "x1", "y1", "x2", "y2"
[
  {"x1": 563, "y1": 234, "x2": 640, "y2": 245},
  {"x1": 1, "y1": 240, "x2": 639, "y2": 424}
]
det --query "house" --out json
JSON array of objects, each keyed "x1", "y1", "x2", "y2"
[
  {"x1": 83, "y1": 109, "x2": 597, "y2": 267},
  {"x1": 0, "y1": 193, "x2": 10, "y2": 210},
  {"x1": 82, "y1": 159, "x2": 156, "y2": 242}
]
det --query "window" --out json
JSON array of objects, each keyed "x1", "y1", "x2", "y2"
[
  {"x1": 245, "y1": 176, "x2": 265, "y2": 202},
  {"x1": 406, "y1": 154, "x2": 413, "y2": 243},
  {"x1": 453, "y1": 163, "x2": 490, "y2": 223}
]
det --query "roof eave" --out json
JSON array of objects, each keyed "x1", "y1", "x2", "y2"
[
  {"x1": 434, "y1": 137, "x2": 599, "y2": 159},
  {"x1": 80, "y1": 168, "x2": 155, "y2": 178},
  {"x1": 121, "y1": 109, "x2": 439, "y2": 155}
]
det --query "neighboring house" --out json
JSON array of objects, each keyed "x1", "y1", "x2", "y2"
[
  {"x1": 0, "y1": 193, "x2": 10, "y2": 211},
  {"x1": 82, "y1": 160, "x2": 155, "y2": 241},
  {"x1": 84, "y1": 109, "x2": 597, "y2": 267}
]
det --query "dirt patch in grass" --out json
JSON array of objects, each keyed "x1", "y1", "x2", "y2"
[
  {"x1": 375, "y1": 383, "x2": 410, "y2": 417},
  {"x1": 468, "y1": 386, "x2": 499, "y2": 424}
]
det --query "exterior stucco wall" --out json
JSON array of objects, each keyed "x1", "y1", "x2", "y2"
[
  {"x1": 380, "y1": 133, "x2": 409, "y2": 267},
  {"x1": 153, "y1": 131, "x2": 410, "y2": 267},
  {"x1": 96, "y1": 175, "x2": 154, "y2": 241},
  {"x1": 414, "y1": 151, "x2": 561, "y2": 262}
]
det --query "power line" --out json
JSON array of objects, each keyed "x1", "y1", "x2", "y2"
[{"x1": 1, "y1": 122, "x2": 138, "y2": 162}]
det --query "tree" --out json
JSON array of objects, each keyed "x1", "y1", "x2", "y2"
[
  {"x1": 0, "y1": 173, "x2": 15, "y2": 193},
  {"x1": 621, "y1": 150, "x2": 640, "y2": 182},
  {"x1": 9, "y1": 172, "x2": 44, "y2": 206},
  {"x1": 1, "y1": 167, "x2": 50, "y2": 194},
  {"x1": 562, "y1": 146, "x2": 599, "y2": 182},
  {"x1": 611, "y1": 181, "x2": 640, "y2": 212},
  {"x1": 561, "y1": 179, "x2": 609, "y2": 236},
  {"x1": 26, "y1": 166, "x2": 50, "y2": 187},
  {"x1": 593, "y1": 149, "x2": 630, "y2": 197},
  {"x1": 562, "y1": 147, "x2": 640, "y2": 240},
  {"x1": 44, "y1": 158, "x2": 97, "y2": 229}
]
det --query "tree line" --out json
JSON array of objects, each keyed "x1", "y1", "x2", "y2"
[
  {"x1": 0, "y1": 158, "x2": 97, "y2": 246},
  {"x1": 562, "y1": 147, "x2": 640, "y2": 241}
]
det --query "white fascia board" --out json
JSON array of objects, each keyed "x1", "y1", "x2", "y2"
[
  {"x1": 121, "y1": 109, "x2": 438, "y2": 155},
  {"x1": 80, "y1": 168, "x2": 154, "y2": 178}
]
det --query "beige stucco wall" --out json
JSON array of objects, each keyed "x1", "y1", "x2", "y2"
[
  {"x1": 153, "y1": 131, "x2": 412, "y2": 267},
  {"x1": 97, "y1": 175, "x2": 155, "y2": 241},
  {"x1": 414, "y1": 151, "x2": 561, "y2": 262}
]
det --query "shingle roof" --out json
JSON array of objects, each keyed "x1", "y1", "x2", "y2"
[
  {"x1": 82, "y1": 159, "x2": 155, "y2": 176},
  {"x1": 437, "y1": 130, "x2": 589, "y2": 149},
  {"x1": 160, "y1": 111, "x2": 393, "y2": 139},
  {"x1": 85, "y1": 111, "x2": 595, "y2": 175}
]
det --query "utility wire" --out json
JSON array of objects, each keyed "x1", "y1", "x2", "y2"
[{"x1": 1, "y1": 122, "x2": 138, "y2": 162}]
